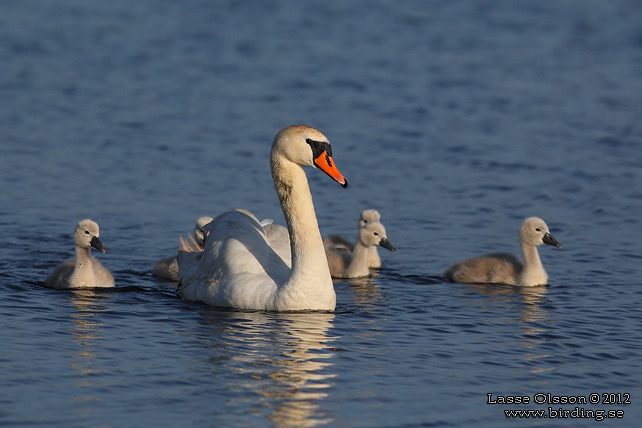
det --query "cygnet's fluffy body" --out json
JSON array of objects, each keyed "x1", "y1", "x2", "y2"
[
  {"x1": 153, "y1": 216, "x2": 213, "y2": 281},
  {"x1": 443, "y1": 217, "x2": 561, "y2": 287},
  {"x1": 326, "y1": 222, "x2": 395, "y2": 278},
  {"x1": 45, "y1": 219, "x2": 115, "y2": 289},
  {"x1": 323, "y1": 209, "x2": 384, "y2": 268}
]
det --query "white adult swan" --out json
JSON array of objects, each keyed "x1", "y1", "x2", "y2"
[
  {"x1": 153, "y1": 216, "x2": 213, "y2": 281},
  {"x1": 323, "y1": 209, "x2": 384, "y2": 268},
  {"x1": 178, "y1": 125, "x2": 348, "y2": 311},
  {"x1": 443, "y1": 217, "x2": 561, "y2": 286},
  {"x1": 325, "y1": 222, "x2": 395, "y2": 278},
  {"x1": 45, "y1": 219, "x2": 115, "y2": 289}
]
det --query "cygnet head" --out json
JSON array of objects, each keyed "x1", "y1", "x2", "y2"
[
  {"x1": 358, "y1": 222, "x2": 396, "y2": 252},
  {"x1": 271, "y1": 125, "x2": 348, "y2": 188},
  {"x1": 520, "y1": 217, "x2": 561, "y2": 248},
  {"x1": 193, "y1": 216, "x2": 214, "y2": 246},
  {"x1": 74, "y1": 219, "x2": 106, "y2": 253},
  {"x1": 358, "y1": 209, "x2": 381, "y2": 228}
]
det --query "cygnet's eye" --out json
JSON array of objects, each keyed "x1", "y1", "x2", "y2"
[
  {"x1": 535, "y1": 228, "x2": 541, "y2": 232},
  {"x1": 374, "y1": 232, "x2": 379, "y2": 236},
  {"x1": 84, "y1": 231, "x2": 90, "y2": 235}
]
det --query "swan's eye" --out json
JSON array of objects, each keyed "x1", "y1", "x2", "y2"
[
  {"x1": 535, "y1": 228, "x2": 541, "y2": 232},
  {"x1": 84, "y1": 231, "x2": 90, "y2": 234},
  {"x1": 374, "y1": 232, "x2": 379, "y2": 236},
  {"x1": 306, "y1": 138, "x2": 333, "y2": 159}
]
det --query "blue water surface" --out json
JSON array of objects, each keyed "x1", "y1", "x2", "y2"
[{"x1": 1, "y1": 1, "x2": 642, "y2": 427}]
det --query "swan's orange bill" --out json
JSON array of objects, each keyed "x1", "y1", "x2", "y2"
[{"x1": 314, "y1": 151, "x2": 348, "y2": 188}]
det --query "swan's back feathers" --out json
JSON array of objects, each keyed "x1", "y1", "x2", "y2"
[
  {"x1": 179, "y1": 210, "x2": 291, "y2": 309},
  {"x1": 443, "y1": 253, "x2": 523, "y2": 285}
]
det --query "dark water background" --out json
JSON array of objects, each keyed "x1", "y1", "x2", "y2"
[{"x1": 1, "y1": 1, "x2": 641, "y2": 426}]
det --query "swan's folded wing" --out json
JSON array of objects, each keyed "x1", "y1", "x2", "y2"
[
  {"x1": 180, "y1": 210, "x2": 290, "y2": 305},
  {"x1": 263, "y1": 223, "x2": 291, "y2": 267}
]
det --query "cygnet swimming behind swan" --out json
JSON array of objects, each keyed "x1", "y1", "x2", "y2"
[
  {"x1": 443, "y1": 217, "x2": 561, "y2": 287},
  {"x1": 326, "y1": 222, "x2": 396, "y2": 278},
  {"x1": 45, "y1": 219, "x2": 115, "y2": 289},
  {"x1": 153, "y1": 216, "x2": 213, "y2": 281},
  {"x1": 323, "y1": 209, "x2": 384, "y2": 268}
]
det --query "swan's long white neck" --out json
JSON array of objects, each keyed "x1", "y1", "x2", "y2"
[
  {"x1": 271, "y1": 154, "x2": 335, "y2": 309},
  {"x1": 519, "y1": 242, "x2": 547, "y2": 286}
]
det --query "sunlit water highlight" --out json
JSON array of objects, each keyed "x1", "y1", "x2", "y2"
[{"x1": 1, "y1": 1, "x2": 641, "y2": 427}]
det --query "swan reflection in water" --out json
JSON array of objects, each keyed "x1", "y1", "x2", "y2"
[
  {"x1": 194, "y1": 310, "x2": 338, "y2": 428},
  {"x1": 463, "y1": 284, "x2": 553, "y2": 373},
  {"x1": 66, "y1": 288, "x2": 112, "y2": 407}
]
